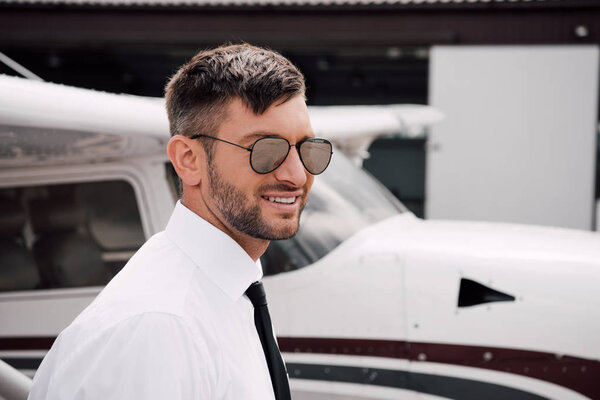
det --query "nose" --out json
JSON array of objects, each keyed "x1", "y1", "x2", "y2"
[{"x1": 273, "y1": 146, "x2": 308, "y2": 187}]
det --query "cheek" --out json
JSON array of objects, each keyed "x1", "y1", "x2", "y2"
[
  {"x1": 300, "y1": 175, "x2": 315, "y2": 202},
  {"x1": 213, "y1": 150, "x2": 252, "y2": 181},
  {"x1": 305, "y1": 174, "x2": 315, "y2": 192},
  {"x1": 232, "y1": 173, "x2": 264, "y2": 198}
]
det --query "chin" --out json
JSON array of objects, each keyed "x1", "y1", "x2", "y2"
[{"x1": 263, "y1": 220, "x2": 300, "y2": 240}]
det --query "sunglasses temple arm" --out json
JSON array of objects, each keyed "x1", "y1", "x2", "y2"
[{"x1": 190, "y1": 134, "x2": 252, "y2": 152}]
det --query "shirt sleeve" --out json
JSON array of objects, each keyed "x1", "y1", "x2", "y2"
[{"x1": 30, "y1": 313, "x2": 220, "y2": 400}]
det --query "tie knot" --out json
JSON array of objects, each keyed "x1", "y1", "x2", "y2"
[{"x1": 245, "y1": 281, "x2": 267, "y2": 307}]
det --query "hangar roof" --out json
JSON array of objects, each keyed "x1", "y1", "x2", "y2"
[{"x1": 0, "y1": 0, "x2": 589, "y2": 8}]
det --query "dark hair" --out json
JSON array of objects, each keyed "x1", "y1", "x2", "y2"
[{"x1": 165, "y1": 43, "x2": 306, "y2": 156}]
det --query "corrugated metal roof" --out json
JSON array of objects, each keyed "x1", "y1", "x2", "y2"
[{"x1": 0, "y1": 0, "x2": 568, "y2": 8}]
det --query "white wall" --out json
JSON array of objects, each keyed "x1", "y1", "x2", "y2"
[{"x1": 427, "y1": 45, "x2": 599, "y2": 231}]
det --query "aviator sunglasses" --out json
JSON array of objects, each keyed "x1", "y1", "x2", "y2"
[{"x1": 189, "y1": 134, "x2": 333, "y2": 175}]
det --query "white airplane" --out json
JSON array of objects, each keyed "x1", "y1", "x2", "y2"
[{"x1": 0, "y1": 74, "x2": 598, "y2": 400}]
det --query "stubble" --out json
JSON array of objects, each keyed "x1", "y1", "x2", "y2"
[{"x1": 208, "y1": 165, "x2": 305, "y2": 240}]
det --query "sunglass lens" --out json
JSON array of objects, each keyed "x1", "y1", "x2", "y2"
[
  {"x1": 299, "y1": 139, "x2": 332, "y2": 175},
  {"x1": 251, "y1": 137, "x2": 290, "y2": 174}
]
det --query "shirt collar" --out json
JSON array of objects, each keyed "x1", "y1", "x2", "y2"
[{"x1": 164, "y1": 201, "x2": 263, "y2": 301}]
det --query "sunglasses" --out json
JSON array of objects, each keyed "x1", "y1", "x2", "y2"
[{"x1": 189, "y1": 134, "x2": 333, "y2": 175}]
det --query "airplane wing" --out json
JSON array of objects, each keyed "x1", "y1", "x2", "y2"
[
  {"x1": 309, "y1": 104, "x2": 444, "y2": 165},
  {"x1": 0, "y1": 74, "x2": 168, "y2": 168},
  {"x1": 0, "y1": 75, "x2": 443, "y2": 168}
]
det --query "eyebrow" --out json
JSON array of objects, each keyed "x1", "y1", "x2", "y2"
[
  {"x1": 240, "y1": 132, "x2": 272, "y2": 143},
  {"x1": 239, "y1": 131, "x2": 315, "y2": 145}
]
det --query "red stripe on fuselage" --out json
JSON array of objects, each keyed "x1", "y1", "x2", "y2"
[
  {"x1": 278, "y1": 337, "x2": 598, "y2": 400},
  {"x1": 2, "y1": 336, "x2": 597, "y2": 399},
  {"x1": 0, "y1": 337, "x2": 55, "y2": 350}
]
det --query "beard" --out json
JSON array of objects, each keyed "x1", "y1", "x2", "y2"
[{"x1": 208, "y1": 165, "x2": 306, "y2": 240}]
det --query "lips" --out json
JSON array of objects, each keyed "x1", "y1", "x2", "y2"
[
  {"x1": 260, "y1": 189, "x2": 304, "y2": 209},
  {"x1": 263, "y1": 196, "x2": 297, "y2": 204}
]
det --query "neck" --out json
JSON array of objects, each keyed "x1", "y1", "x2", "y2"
[{"x1": 181, "y1": 191, "x2": 269, "y2": 262}]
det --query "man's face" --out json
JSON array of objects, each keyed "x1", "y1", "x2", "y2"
[{"x1": 201, "y1": 95, "x2": 315, "y2": 241}]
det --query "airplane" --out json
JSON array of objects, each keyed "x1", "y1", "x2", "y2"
[{"x1": 0, "y1": 73, "x2": 599, "y2": 400}]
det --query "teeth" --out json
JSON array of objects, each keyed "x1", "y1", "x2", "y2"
[{"x1": 265, "y1": 196, "x2": 296, "y2": 204}]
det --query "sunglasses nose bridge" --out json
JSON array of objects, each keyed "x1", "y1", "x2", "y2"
[
  {"x1": 271, "y1": 140, "x2": 301, "y2": 170},
  {"x1": 284, "y1": 143, "x2": 304, "y2": 168},
  {"x1": 272, "y1": 142, "x2": 308, "y2": 184}
]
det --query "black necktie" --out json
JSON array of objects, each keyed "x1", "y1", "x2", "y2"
[{"x1": 245, "y1": 281, "x2": 291, "y2": 400}]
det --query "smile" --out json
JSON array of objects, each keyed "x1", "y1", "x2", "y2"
[{"x1": 262, "y1": 196, "x2": 297, "y2": 204}]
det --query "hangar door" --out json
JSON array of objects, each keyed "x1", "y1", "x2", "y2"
[{"x1": 427, "y1": 46, "x2": 599, "y2": 231}]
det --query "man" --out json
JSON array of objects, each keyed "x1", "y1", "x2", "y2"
[{"x1": 28, "y1": 44, "x2": 332, "y2": 399}]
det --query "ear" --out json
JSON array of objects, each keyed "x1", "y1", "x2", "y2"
[{"x1": 167, "y1": 135, "x2": 204, "y2": 186}]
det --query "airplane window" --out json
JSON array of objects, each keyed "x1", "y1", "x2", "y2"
[
  {"x1": 0, "y1": 180, "x2": 145, "y2": 292},
  {"x1": 262, "y1": 151, "x2": 405, "y2": 275},
  {"x1": 80, "y1": 181, "x2": 145, "y2": 251}
]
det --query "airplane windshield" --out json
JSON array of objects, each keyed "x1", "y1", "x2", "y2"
[{"x1": 261, "y1": 151, "x2": 405, "y2": 275}]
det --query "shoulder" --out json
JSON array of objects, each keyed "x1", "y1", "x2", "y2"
[
  {"x1": 79, "y1": 231, "x2": 198, "y2": 322},
  {"x1": 71, "y1": 230, "x2": 224, "y2": 344},
  {"x1": 29, "y1": 232, "x2": 233, "y2": 399},
  {"x1": 30, "y1": 312, "x2": 224, "y2": 400}
]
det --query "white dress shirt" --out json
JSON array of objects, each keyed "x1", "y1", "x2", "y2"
[{"x1": 29, "y1": 201, "x2": 276, "y2": 400}]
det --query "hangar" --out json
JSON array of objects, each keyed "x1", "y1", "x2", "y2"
[{"x1": 1, "y1": 0, "x2": 598, "y2": 228}]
